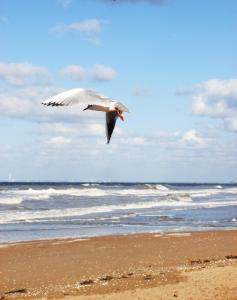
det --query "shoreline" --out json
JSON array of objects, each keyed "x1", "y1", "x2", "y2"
[
  {"x1": 0, "y1": 230, "x2": 237, "y2": 299},
  {"x1": 1, "y1": 227, "x2": 237, "y2": 246}
]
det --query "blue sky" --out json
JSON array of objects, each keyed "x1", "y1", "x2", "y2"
[{"x1": 0, "y1": 0, "x2": 236, "y2": 182}]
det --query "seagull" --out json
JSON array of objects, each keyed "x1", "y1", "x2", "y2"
[{"x1": 42, "y1": 88, "x2": 129, "y2": 144}]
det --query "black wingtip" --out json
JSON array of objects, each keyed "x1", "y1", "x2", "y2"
[{"x1": 83, "y1": 105, "x2": 91, "y2": 111}]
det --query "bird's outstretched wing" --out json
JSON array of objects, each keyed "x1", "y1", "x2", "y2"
[
  {"x1": 106, "y1": 111, "x2": 118, "y2": 144},
  {"x1": 42, "y1": 88, "x2": 114, "y2": 108}
]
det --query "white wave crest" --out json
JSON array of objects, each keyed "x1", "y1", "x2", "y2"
[
  {"x1": 155, "y1": 184, "x2": 170, "y2": 191},
  {"x1": 0, "y1": 186, "x2": 173, "y2": 200},
  {"x1": 145, "y1": 184, "x2": 169, "y2": 191},
  {"x1": 0, "y1": 197, "x2": 23, "y2": 205},
  {"x1": 1, "y1": 185, "x2": 237, "y2": 206},
  {"x1": 0, "y1": 197, "x2": 191, "y2": 224},
  {"x1": 2, "y1": 188, "x2": 107, "y2": 198},
  {"x1": 189, "y1": 188, "x2": 237, "y2": 198},
  {"x1": 82, "y1": 183, "x2": 100, "y2": 187},
  {"x1": 167, "y1": 193, "x2": 192, "y2": 202},
  {"x1": 2, "y1": 196, "x2": 237, "y2": 224}
]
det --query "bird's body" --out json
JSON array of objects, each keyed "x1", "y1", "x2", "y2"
[{"x1": 42, "y1": 88, "x2": 129, "y2": 143}]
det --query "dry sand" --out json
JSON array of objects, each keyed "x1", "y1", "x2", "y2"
[{"x1": 0, "y1": 230, "x2": 237, "y2": 299}]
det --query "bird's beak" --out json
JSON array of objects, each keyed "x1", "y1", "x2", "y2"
[
  {"x1": 119, "y1": 115, "x2": 124, "y2": 121},
  {"x1": 117, "y1": 111, "x2": 124, "y2": 121}
]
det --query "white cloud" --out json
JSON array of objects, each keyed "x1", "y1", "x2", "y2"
[
  {"x1": 38, "y1": 119, "x2": 147, "y2": 151},
  {"x1": 43, "y1": 123, "x2": 77, "y2": 135},
  {"x1": 50, "y1": 19, "x2": 104, "y2": 45},
  {"x1": 178, "y1": 79, "x2": 237, "y2": 132},
  {"x1": 60, "y1": 65, "x2": 86, "y2": 81},
  {"x1": 180, "y1": 129, "x2": 206, "y2": 148},
  {"x1": 50, "y1": 19, "x2": 102, "y2": 34},
  {"x1": 43, "y1": 122, "x2": 105, "y2": 137},
  {"x1": 0, "y1": 62, "x2": 50, "y2": 86},
  {"x1": 1, "y1": 129, "x2": 236, "y2": 181},
  {"x1": 0, "y1": 72, "x2": 115, "y2": 121},
  {"x1": 41, "y1": 119, "x2": 208, "y2": 156},
  {"x1": 0, "y1": 86, "x2": 56, "y2": 119},
  {"x1": 119, "y1": 136, "x2": 146, "y2": 145},
  {"x1": 0, "y1": 86, "x2": 98, "y2": 121},
  {"x1": 192, "y1": 79, "x2": 237, "y2": 117},
  {"x1": 143, "y1": 129, "x2": 208, "y2": 150},
  {"x1": 225, "y1": 118, "x2": 237, "y2": 132},
  {"x1": 0, "y1": 61, "x2": 114, "y2": 121},
  {"x1": 60, "y1": 64, "x2": 117, "y2": 82},
  {"x1": 91, "y1": 64, "x2": 117, "y2": 81},
  {"x1": 2, "y1": 115, "x2": 236, "y2": 181},
  {"x1": 48, "y1": 136, "x2": 71, "y2": 146}
]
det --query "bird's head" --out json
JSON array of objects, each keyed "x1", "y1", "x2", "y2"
[
  {"x1": 115, "y1": 102, "x2": 129, "y2": 121},
  {"x1": 115, "y1": 107, "x2": 124, "y2": 121}
]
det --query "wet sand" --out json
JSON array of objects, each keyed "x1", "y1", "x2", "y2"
[{"x1": 0, "y1": 230, "x2": 237, "y2": 299}]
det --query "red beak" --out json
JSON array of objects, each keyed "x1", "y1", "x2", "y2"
[{"x1": 117, "y1": 111, "x2": 124, "y2": 121}]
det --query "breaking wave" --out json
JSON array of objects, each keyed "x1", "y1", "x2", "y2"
[
  {"x1": 1, "y1": 183, "x2": 237, "y2": 243},
  {"x1": 1, "y1": 184, "x2": 237, "y2": 206},
  {"x1": 0, "y1": 197, "x2": 23, "y2": 205},
  {"x1": 1, "y1": 195, "x2": 237, "y2": 224},
  {"x1": 144, "y1": 184, "x2": 170, "y2": 191},
  {"x1": 0, "y1": 196, "x2": 192, "y2": 224}
]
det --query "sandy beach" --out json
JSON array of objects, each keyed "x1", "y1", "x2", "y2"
[{"x1": 0, "y1": 230, "x2": 237, "y2": 299}]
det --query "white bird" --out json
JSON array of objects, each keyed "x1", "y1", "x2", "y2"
[{"x1": 42, "y1": 88, "x2": 129, "y2": 144}]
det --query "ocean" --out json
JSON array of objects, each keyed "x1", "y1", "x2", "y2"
[{"x1": 0, "y1": 182, "x2": 237, "y2": 244}]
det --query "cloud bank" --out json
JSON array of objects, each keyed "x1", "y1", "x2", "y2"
[
  {"x1": 60, "y1": 65, "x2": 86, "y2": 81},
  {"x1": 91, "y1": 64, "x2": 117, "y2": 81},
  {"x1": 50, "y1": 19, "x2": 102, "y2": 34},
  {"x1": 0, "y1": 62, "x2": 50, "y2": 86},
  {"x1": 178, "y1": 79, "x2": 237, "y2": 132},
  {"x1": 60, "y1": 64, "x2": 117, "y2": 82},
  {"x1": 50, "y1": 18, "x2": 104, "y2": 45}
]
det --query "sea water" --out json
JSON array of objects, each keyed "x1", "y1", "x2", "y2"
[{"x1": 0, "y1": 182, "x2": 237, "y2": 243}]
